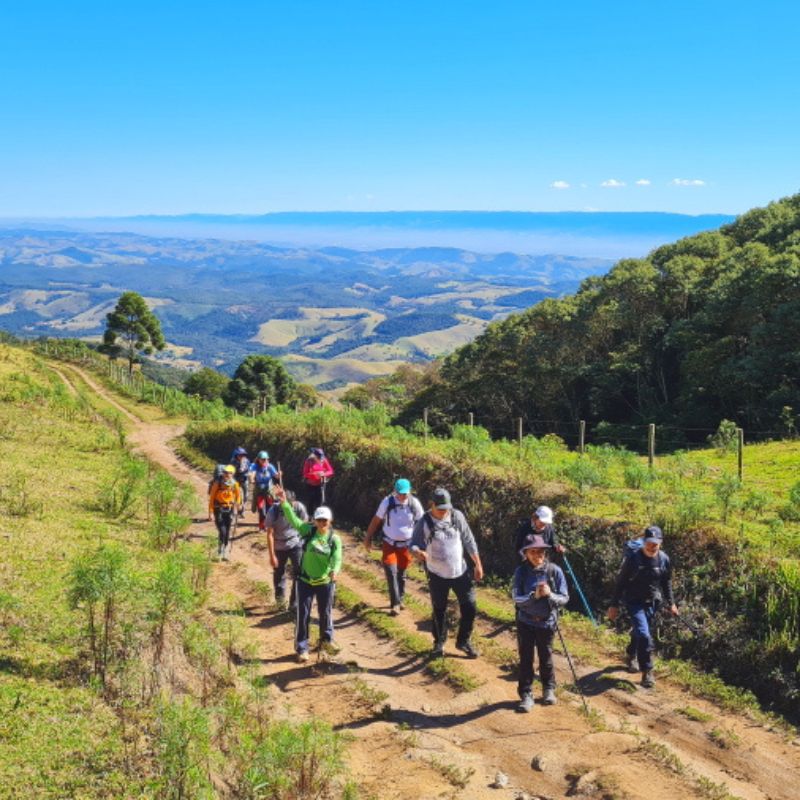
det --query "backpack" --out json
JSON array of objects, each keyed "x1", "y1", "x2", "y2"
[
  {"x1": 385, "y1": 493, "x2": 420, "y2": 527},
  {"x1": 623, "y1": 537, "x2": 644, "y2": 560},
  {"x1": 625, "y1": 549, "x2": 668, "y2": 604}
]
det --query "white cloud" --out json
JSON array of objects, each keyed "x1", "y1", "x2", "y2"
[
  {"x1": 671, "y1": 178, "x2": 705, "y2": 186},
  {"x1": 635, "y1": 179, "x2": 651, "y2": 186},
  {"x1": 550, "y1": 180, "x2": 570, "y2": 189},
  {"x1": 601, "y1": 178, "x2": 626, "y2": 188}
]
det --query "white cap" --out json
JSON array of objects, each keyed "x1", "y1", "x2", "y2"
[
  {"x1": 534, "y1": 505, "x2": 554, "y2": 524},
  {"x1": 313, "y1": 506, "x2": 333, "y2": 521}
]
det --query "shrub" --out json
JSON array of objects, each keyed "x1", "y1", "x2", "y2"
[
  {"x1": 97, "y1": 456, "x2": 148, "y2": 519},
  {"x1": 708, "y1": 419, "x2": 738, "y2": 453}
]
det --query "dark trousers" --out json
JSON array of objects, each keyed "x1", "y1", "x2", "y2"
[
  {"x1": 302, "y1": 483, "x2": 327, "y2": 511},
  {"x1": 295, "y1": 580, "x2": 335, "y2": 654},
  {"x1": 214, "y1": 508, "x2": 234, "y2": 547},
  {"x1": 383, "y1": 563, "x2": 406, "y2": 607},
  {"x1": 427, "y1": 569, "x2": 476, "y2": 647},
  {"x1": 274, "y1": 546, "x2": 302, "y2": 606},
  {"x1": 517, "y1": 621, "x2": 555, "y2": 697},
  {"x1": 625, "y1": 601, "x2": 656, "y2": 671}
]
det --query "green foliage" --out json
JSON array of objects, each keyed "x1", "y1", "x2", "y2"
[
  {"x1": 235, "y1": 720, "x2": 347, "y2": 800},
  {"x1": 400, "y1": 193, "x2": 800, "y2": 441},
  {"x1": 67, "y1": 544, "x2": 138, "y2": 688},
  {"x1": 709, "y1": 420, "x2": 738, "y2": 453},
  {"x1": 97, "y1": 456, "x2": 148, "y2": 519},
  {"x1": 99, "y1": 291, "x2": 166, "y2": 375},
  {"x1": 183, "y1": 367, "x2": 230, "y2": 401},
  {"x1": 151, "y1": 696, "x2": 214, "y2": 800},
  {"x1": 224, "y1": 354, "x2": 296, "y2": 414},
  {"x1": 713, "y1": 473, "x2": 742, "y2": 523}
]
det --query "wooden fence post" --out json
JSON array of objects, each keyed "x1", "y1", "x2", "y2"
[
  {"x1": 648, "y1": 424, "x2": 656, "y2": 468},
  {"x1": 737, "y1": 427, "x2": 744, "y2": 482},
  {"x1": 468, "y1": 412, "x2": 474, "y2": 427},
  {"x1": 517, "y1": 417, "x2": 523, "y2": 446},
  {"x1": 423, "y1": 408, "x2": 429, "y2": 442},
  {"x1": 579, "y1": 420, "x2": 586, "y2": 454}
]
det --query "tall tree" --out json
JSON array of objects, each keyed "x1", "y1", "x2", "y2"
[
  {"x1": 183, "y1": 367, "x2": 229, "y2": 402},
  {"x1": 223, "y1": 355, "x2": 296, "y2": 414},
  {"x1": 100, "y1": 292, "x2": 165, "y2": 375}
]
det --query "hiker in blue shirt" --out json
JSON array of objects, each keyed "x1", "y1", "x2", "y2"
[
  {"x1": 607, "y1": 525, "x2": 678, "y2": 689},
  {"x1": 512, "y1": 534, "x2": 569, "y2": 712},
  {"x1": 249, "y1": 451, "x2": 281, "y2": 530}
]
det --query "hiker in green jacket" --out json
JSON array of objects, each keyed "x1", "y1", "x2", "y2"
[{"x1": 273, "y1": 486, "x2": 343, "y2": 663}]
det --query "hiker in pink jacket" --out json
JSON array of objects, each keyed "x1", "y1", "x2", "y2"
[{"x1": 302, "y1": 447, "x2": 334, "y2": 509}]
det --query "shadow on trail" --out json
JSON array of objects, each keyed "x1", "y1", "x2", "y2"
[{"x1": 566, "y1": 665, "x2": 637, "y2": 697}]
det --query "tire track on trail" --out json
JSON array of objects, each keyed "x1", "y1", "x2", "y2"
[{"x1": 63, "y1": 365, "x2": 800, "y2": 800}]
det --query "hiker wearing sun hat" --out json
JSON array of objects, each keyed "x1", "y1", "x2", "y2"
[
  {"x1": 364, "y1": 478, "x2": 425, "y2": 615},
  {"x1": 410, "y1": 487, "x2": 484, "y2": 658},
  {"x1": 607, "y1": 525, "x2": 678, "y2": 689},
  {"x1": 512, "y1": 533, "x2": 569, "y2": 711},
  {"x1": 514, "y1": 505, "x2": 564, "y2": 556}
]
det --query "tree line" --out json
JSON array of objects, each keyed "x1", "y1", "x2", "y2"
[{"x1": 390, "y1": 193, "x2": 800, "y2": 442}]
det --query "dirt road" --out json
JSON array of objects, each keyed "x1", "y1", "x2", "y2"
[{"x1": 56, "y1": 363, "x2": 800, "y2": 800}]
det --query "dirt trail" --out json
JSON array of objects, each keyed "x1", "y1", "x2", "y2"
[{"x1": 61, "y1": 364, "x2": 800, "y2": 800}]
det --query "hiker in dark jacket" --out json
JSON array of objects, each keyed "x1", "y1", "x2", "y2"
[
  {"x1": 410, "y1": 487, "x2": 484, "y2": 659},
  {"x1": 607, "y1": 525, "x2": 678, "y2": 688},
  {"x1": 512, "y1": 534, "x2": 569, "y2": 712},
  {"x1": 513, "y1": 505, "x2": 565, "y2": 555}
]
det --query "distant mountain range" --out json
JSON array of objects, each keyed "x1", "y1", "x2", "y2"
[
  {"x1": 0, "y1": 227, "x2": 619, "y2": 389},
  {"x1": 5, "y1": 210, "x2": 736, "y2": 259}
]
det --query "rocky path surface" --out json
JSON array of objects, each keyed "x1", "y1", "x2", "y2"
[{"x1": 54, "y1": 363, "x2": 800, "y2": 800}]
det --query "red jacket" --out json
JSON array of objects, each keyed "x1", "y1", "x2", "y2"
[{"x1": 303, "y1": 456, "x2": 334, "y2": 486}]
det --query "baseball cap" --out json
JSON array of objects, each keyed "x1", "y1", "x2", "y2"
[
  {"x1": 223, "y1": 465, "x2": 236, "y2": 474},
  {"x1": 644, "y1": 525, "x2": 663, "y2": 543},
  {"x1": 432, "y1": 487, "x2": 452, "y2": 510},
  {"x1": 534, "y1": 505, "x2": 554, "y2": 524},
  {"x1": 313, "y1": 506, "x2": 333, "y2": 521},
  {"x1": 394, "y1": 478, "x2": 412, "y2": 494}
]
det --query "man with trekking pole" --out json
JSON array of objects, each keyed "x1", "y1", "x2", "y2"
[{"x1": 607, "y1": 525, "x2": 678, "y2": 688}]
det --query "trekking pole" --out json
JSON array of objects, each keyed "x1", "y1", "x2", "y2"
[
  {"x1": 553, "y1": 616, "x2": 589, "y2": 714},
  {"x1": 320, "y1": 476, "x2": 327, "y2": 504},
  {"x1": 561, "y1": 555, "x2": 597, "y2": 627},
  {"x1": 230, "y1": 509, "x2": 239, "y2": 555},
  {"x1": 674, "y1": 613, "x2": 700, "y2": 637}
]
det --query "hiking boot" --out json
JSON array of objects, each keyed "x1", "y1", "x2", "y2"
[
  {"x1": 517, "y1": 693, "x2": 534, "y2": 713},
  {"x1": 389, "y1": 605, "x2": 401, "y2": 616},
  {"x1": 222, "y1": 546, "x2": 231, "y2": 561},
  {"x1": 625, "y1": 654, "x2": 638, "y2": 673},
  {"x1": 430, "y1": 643, "x2": 445, "y2": 659},
  {"x1": 641, "y1": 670, "x2": 656, "y2": 688},
  {"x1": 297, "y1": 651, "x2": 310, "y2": 663},
  {"x1": 542, "y1": 687, "x2": 557, "y2": 705},
  {"x1": 275, "y1": 598, "x2": 288, "y2": 612},
  {"x1": 456, "y1": 640, "x2": 479, "y2": 659},
  {"x1": 217, "y1": 545, "x2": 223, "y2": 559}
]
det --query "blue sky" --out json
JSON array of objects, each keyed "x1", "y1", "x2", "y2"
[{"x1": 1, "y1": 1, "x2": 798, "y2": 217}]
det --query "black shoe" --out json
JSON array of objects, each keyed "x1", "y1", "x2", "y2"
[
  {"x1": 430, "y1": 644, "x2": 445, "y2": 659},
  {"x1": 641, "y1": 670, "x2": 655, "y2": 688},
  {"x1": 625, "y1": 654, "x2": 638, "y2": 673},
  {"x1": 455, "y1": 640, "x2": 479, "y2": 659}
]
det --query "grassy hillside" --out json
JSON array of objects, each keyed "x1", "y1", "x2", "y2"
[{"x1": 0, "y1": 344, "x2": 353, "y2": 797}]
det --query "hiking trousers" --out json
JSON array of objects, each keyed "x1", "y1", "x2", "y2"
[
  {"x1": 214, "y1": 508, "x2": 235, "y2": 547},
  {"x1": 625, "y1": 600, "x2": 657, "y2": 672},
  {"x1": 382, "y1": 541, "x2": 413, "y2": 607},
  {"x1": 427, "y1": 568, "x2": 476, "y2": 647},
  {"x1": 274, "y1": 546, "x2": 302, "y2": 607},
  {"x1": 516, "y1": 621, "x2": 555, "y2": 697},
  {"x1": 295, "y1": 580, "x2": 335, "y2": 654}
]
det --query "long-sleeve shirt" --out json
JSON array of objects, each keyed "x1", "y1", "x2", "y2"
[
  {"x1": 512, "y1": 561, "x2": 569, "y2": 629},
  {"x1": 280, "y1": 501, "x2": 342, "y2": 585},
  {"x1": 302, "y1": 456, "x2": 334, "y2": 486},
  {"x1": 410, "y1": 510, "x2": 478, "y2": 580},
  {"x1": 250, "y1": 460, "x2": 279, "y2": 489},
  {"x1": 611, "y1": 550, "x2": 674, "y2": 607},
  {"x1": 208, "y1": 479, "x2": 242, "y2": 515}
]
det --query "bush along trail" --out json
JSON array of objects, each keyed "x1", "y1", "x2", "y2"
[{"x1": 29, "y1": 350, "x2": 800, "y2": 800}]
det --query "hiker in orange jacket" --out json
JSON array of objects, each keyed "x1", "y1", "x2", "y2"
[{"x1": 208, "y1": 465, "x2": 242, "y2": 561}]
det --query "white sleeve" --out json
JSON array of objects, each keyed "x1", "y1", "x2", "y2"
[{"x1": 375, "y1": 495, "x2": 390, "y2": 520}]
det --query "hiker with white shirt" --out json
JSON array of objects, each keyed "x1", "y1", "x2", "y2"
[{"x1": 364, "y1": 478, "x2": 425, "y2": 615}]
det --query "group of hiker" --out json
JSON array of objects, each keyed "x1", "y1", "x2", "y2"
[{"x1": 208, "y1": 447, "x2": 678, "y2": 710}]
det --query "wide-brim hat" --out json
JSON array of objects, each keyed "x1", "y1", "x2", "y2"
[{"x1": 520, "y1": 534, "x2": 551, "y2": 556}]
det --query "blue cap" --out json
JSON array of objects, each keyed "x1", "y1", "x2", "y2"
[{"x1": 394, "y1": 478, "x2": 411, "y2": 494}]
